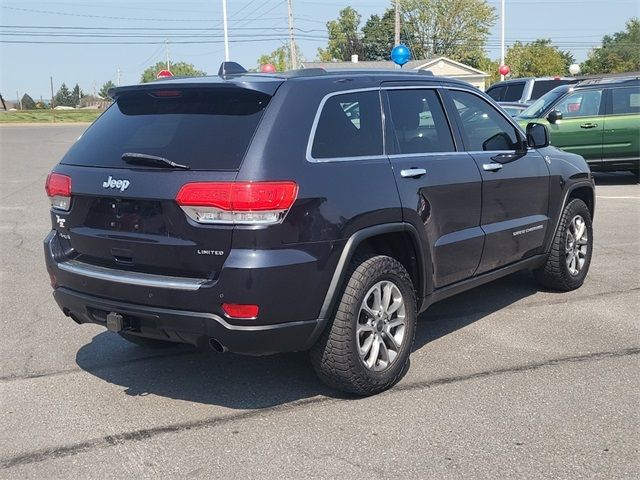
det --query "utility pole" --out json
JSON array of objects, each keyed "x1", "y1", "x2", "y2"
[
  {"x1": 222, "y1": 0, "x2": 230, "y2": 61},
  {"x1": 394, "y1": 0, "x2": 400, "y2": 46},
  {"x1": 117, "y1": 68, "x2": 121, "y2": 86},
  {"x1": 50, "y1": 77, "x2": 55, "y2": 108},
  {"x1": 50, "y1": 76, "x2": 55, "y2": 122},
  {"x1": 500, "y1": 0, "x2": 505, "y2": 81},
  {"x1": 17, "y1": 90, "x2": 21, "y2": 110},
  {"x1": 165, "y1": 39, "x2": 171, "y2": 71},
  {"x1": 287, "y1": 0, "x2": 297, "y2": 70}
]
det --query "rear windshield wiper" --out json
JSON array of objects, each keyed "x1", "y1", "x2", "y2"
[{"x1": 122, "y1": 152, "x2": 190, "y2": 170}]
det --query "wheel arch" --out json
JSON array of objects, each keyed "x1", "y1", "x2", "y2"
[
  {"x1": 568, "y1": 184, "x2": 595, "y2": 219},
  {"x1": 318, "y1": 223, "x2": 429, "y2": 320},
  {"x1": 546, "y1": 181, "x2": 595, "y2": 254}
]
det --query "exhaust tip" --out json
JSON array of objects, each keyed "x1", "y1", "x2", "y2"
[{"x1": 208, "y1": 338, "x2": 228, "y2": 353}]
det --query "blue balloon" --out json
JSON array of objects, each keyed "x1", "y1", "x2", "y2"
[{"x1": 391, "y1": 44, "x2": 411, "y2": 66}]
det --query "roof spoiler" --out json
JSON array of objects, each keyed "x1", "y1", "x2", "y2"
[{"x1": 218, "y1": 61, "x2": 248, "y2": 77}]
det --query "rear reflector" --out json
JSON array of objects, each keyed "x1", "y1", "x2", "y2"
[
  {"x1": 222, "y1": 303, "x2": 259, "y2": 319},
  {"x1": 176, "y1": 181, "x2": 298, "y2": 225},
  {"x1": 45, "y1": 173, "x2": 72, "y2": 211}
]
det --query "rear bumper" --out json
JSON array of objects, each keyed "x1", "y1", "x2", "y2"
[
  {"x1": 53, "y1": 287, "x2": 328, "y2": 355},
  {"x1": 44, "y1": 230, "x2": 337, "y2": 355}
]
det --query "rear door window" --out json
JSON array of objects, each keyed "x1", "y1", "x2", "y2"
[
  {"x1": 503, "y1": 82, "x2": 525, "y2": 102},
  {"x1": 608, "y1": 86, "x2": 640, "y2": 115},
  {"x1": 386, "y1": 89, "x2": 455, "y2": 154},
  {"x1": 61, "y1": 87, "x2": 271, "y2": 170},
  {"x1": 486, "y1": 85, "x2": 506, "y2": 101},
  {"x1": 311, "y1": 90, "x2": 382, "y2": 159}
]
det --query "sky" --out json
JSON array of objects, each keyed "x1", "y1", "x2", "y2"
[{"x1": 1, "y1": 0, "x2": 638, "y2": 100}]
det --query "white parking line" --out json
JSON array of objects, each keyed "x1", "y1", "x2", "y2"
[{"x1": 596, "y1": 196, "x2": 640, "y2": 199}]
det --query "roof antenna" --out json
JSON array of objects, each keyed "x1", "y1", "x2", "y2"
[{"x1": 218, "y1": 62, "x2": 247, "y2": 77}]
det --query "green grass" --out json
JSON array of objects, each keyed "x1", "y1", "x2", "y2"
[{"x1": 0, "y1": 109, "x2": 102, "y2": 123}]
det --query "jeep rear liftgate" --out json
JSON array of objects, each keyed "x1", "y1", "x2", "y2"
[{"x1": 48, "y1": 85, "x2": 275, "y2": 278}]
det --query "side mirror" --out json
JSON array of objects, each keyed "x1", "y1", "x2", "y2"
[
  {"x1": 526, "y1": 122, "x2": 550, "y2": 149},
  {"x1": 547, "y1": 110, "x2": 563, "y2": 124}
]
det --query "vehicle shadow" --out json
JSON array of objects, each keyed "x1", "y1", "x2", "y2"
[
  {"x1": 592, "y1": 171, "x2": 638, "y2": 186},
  {"x1": 76, "y1": 270, "x2": 539, "y2": 409}
]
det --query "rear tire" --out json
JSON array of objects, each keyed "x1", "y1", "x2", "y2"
[
  {"x1": 310, "y1": 255, "x2": 417, "y2": 396},
  {"x1": 534, "y1": 198, "x2": 593, "y2": 291},
  {"x1": 118, "y1": 332, "x2": 177, "y2": 348}
]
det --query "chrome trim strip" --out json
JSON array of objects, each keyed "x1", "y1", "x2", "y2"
[
  {"x1": 388, "y1": 151, "x2": 469, "y2": 160},
  {"x1": 381, "y1": 85, "x2": 441, "y2": 91},
  {"x1": 601, "y1": 156, "x2": 639, "y2": 163},
  {"x1": 306, "y1": 87, "x2": 382, "y2": 163},
  {"x1": 57, "y1": 260, "x2": 207, "y2": 291}
]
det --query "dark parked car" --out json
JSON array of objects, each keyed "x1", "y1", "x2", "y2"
[
  {"x1": 486, "y1": 77, "x2": 579, "y2": 104},
  {"x1": 516, "y1": 77, "x2": 640, "y2": 175},
  {"x1": 44, "y1": 63, "x2": 595, "y2": 395}
]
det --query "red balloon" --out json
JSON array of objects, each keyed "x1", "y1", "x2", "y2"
[
  {"x1": 499, "y1": 64, "x2": 510, "y2": 76},
  {"x1": 260, "y1": 64, "x2": 276, "y2": 73}
]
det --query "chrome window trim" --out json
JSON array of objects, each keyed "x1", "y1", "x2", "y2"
[
  {"x1": 58, "y1": 260, "x2": 207, "y2": 291},
  {"x1": 388, "y1": 151, "x2": 469, "y2": 160},
  {"x1": 306, "y1": 87, "x2": 384, "y2": 163}
]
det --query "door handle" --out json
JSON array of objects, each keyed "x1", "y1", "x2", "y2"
[
  {"x1": 400, "y1": 168, "x2": 427, "y2": 178},
  {"x1": 482, "y1": 163, "x2": 503, "y2": 172},
  {"x1": 580, "y1": 123, "x2": 598, "y2": 129}
]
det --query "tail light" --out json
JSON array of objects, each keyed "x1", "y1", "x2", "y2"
[
  {"x1": 222, "y1": 303, "x2": 259, "y2": 319},
  {"x1": 45, "y1": 173, "x2": 72, "y2": 211},
  {"x1": 176, "y1": 181, "x2": 298, "y2": 225}
]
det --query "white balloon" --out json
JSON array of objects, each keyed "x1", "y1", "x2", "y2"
[{"x1": 569, "y1": 64, "x2": 581, "y2": 75}]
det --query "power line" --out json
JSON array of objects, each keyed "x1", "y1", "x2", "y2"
[{"x1": 0, "y1": 25, "x2": 324, "y2": 33}]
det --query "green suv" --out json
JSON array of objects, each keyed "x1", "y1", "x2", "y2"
[{"x1": 516, "y1": 77, "x2": 639, "y2": 175}]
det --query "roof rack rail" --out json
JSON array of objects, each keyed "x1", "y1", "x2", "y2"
[
  {"x1": 576, "y1": 75, "x2": 640, "y2": 86},
  {"x1": 218, "y1": 61, "x2": 247, "y2": 77},
  {"x1": 286, "y1": 68, "x2": 327, "y2": 77}
]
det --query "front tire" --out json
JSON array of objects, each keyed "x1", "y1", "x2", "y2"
[
  {"x1": 310, "y1": 255, "x2": 417, "y2": 396},
  {"x1": 534, "y1": 198, "x2": 593, "y2": 291}
]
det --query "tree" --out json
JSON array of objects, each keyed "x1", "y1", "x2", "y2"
[
  {"x1": 361, "y1": 8, "x2": 413, "y2": 61},
  {"x1": 257, "y1": 44, "x2": 303, "y2": 71},
  {"x1": 581, "y1": 18, "x2": 640, "y2": 74},
  {"x1": 72, "y1": 84, "x2": 83, "y2": 107},
  {"x1": 20, "y1": 93, "x2": 36, "y2": 110},
  {"x1": 140, "y1": 61, "x2": 205, "y2": 83},
  {"x1": 401, "y1": 0, "x2": 496, "y2": 62},
  {"x1": 99, "y1": 80, "x2": 116, "y2": 100},
  {"x1": 54, "y1": 83, "x2": 74, "y2": 107},
  {"x1": 318, "y1": 7, "x2": 364, "y2": 61},
  {"x1": 505, "y1": 39, "x2": 573, "y2": 77},
  {"x1": 476, "y1": 56, "x2": 500, "y2": 86}
]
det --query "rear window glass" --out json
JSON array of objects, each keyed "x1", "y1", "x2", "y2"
[
  {"x1": 311, "y1": 90, "x2": 382, "y2": 159},
  {"x1": 503, "y1": 83, "x2": 525, "y2": 102},
  {"x1": 531, "y1": 80, "x2": 574, "y2": 100},
  {"x1": 61, "y1": 88, "x2": 271, "y2": 170}
]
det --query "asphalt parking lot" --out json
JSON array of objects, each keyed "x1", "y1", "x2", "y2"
[{"x1": 1, "y1": 124, "x2": 638, "y2": 479}]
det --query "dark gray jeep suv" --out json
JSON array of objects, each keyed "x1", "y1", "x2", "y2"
[{"x1": 44, "y1": 63, "x2": 595, "y2": 395}]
